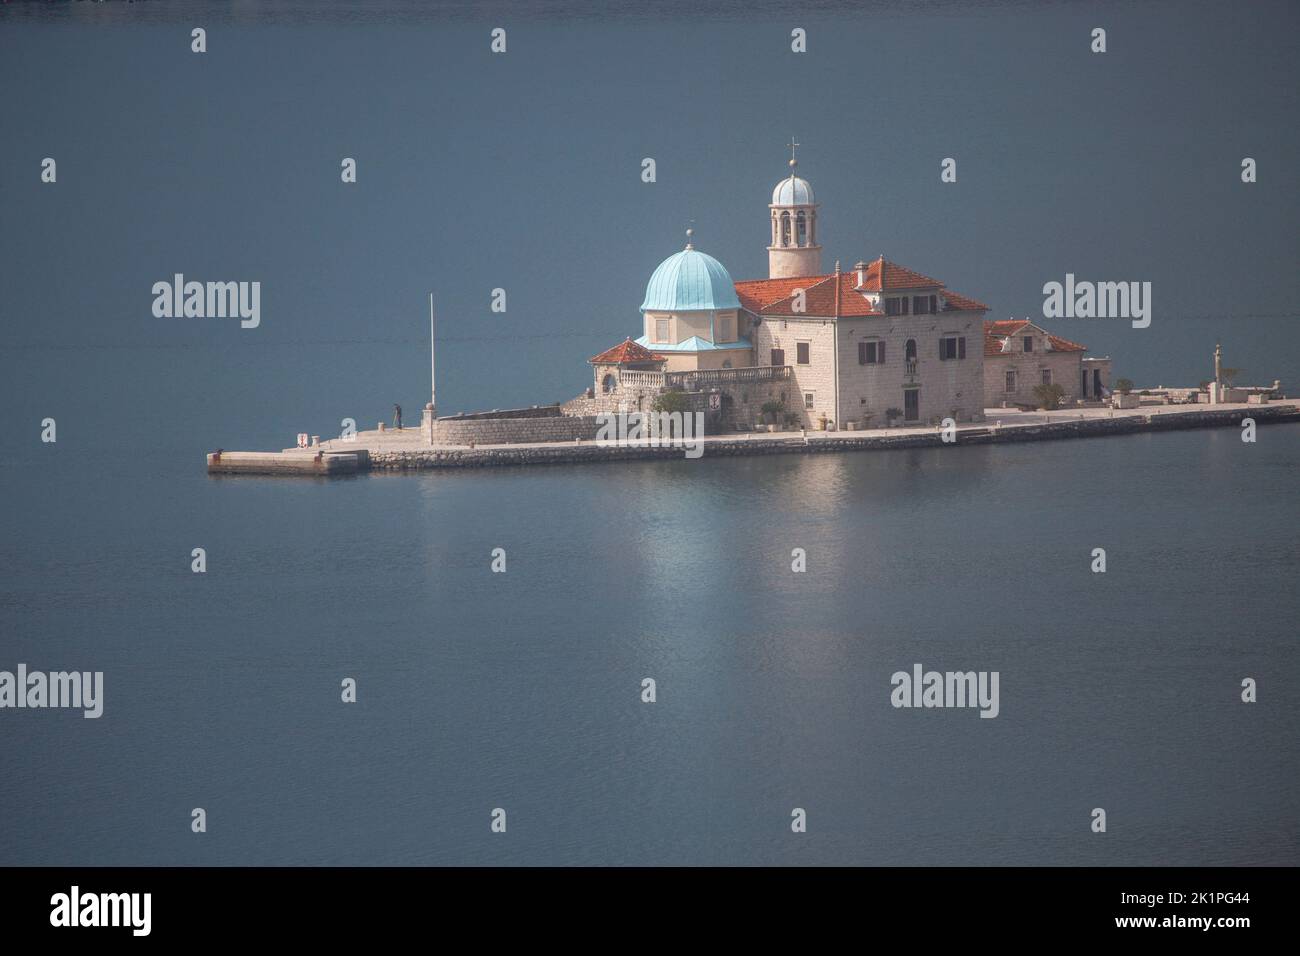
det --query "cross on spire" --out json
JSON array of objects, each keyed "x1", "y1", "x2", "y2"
[{"x1": 787, "y1": 137, "x2": 800, "y2": 169}]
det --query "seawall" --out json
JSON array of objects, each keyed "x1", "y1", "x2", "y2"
[{"x1": 367, "y1": 405, "x2": 1299, "y2": 471}]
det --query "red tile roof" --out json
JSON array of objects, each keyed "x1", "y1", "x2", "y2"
[
  {"x1": 858, "y1": 256, "x2": 944, "y2": 292},
  {"x1": 733, "y1": 256, "x2": 988, "y2": 318},
  {"x1": 733, "y1": 276, "x2": 810, "y2": 313},
  {"x1": 983, "y1": 320, "x2": 1087, "y2": 356},
  {"x1": 589, "y1": 338, "x2": 662, "y2": 365}
]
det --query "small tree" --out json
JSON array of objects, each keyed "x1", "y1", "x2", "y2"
[
  {"x1": 651, "y1": 390, "x2": 690, "y2": 414},
  {"x1": 760, "y1": 398, "x2": 785, "y2": 423},
  {"x1": 1113, "y1": 378, "x2": 1134, "y2": 395},
  {"x1": 1221, "y1": 367, "x2": 1243, "y2": 385},
  {"x1": 1032, "y1": 382, "x2": 1066, "y2": 410}
]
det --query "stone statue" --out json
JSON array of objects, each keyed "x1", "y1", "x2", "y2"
[{"x1": 1214, "y1": 342, "x2": 1222, "y2": 386}]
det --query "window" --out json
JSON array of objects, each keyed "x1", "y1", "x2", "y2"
[
  {"x1": 901, "y1": 297, "x2": 910, "y2": 315},
  {"x1": 796, "y1": 210, "x2": 807, "y2": 246},
  {"x1": 1041, "y1": 368, "x2": 1052, "y2": 386},
  {"x1": 929, "y1": 294, "x2": 937, "y2": 313},
  {"x1": 770, "y1": 348, "x2": 785, "y2": 366},
  {"x1": 940, "y1": 336, "x2": 966, "y2": 360},
  {"x1": 601, "y1": 374, "x2": 615, "y2": 394},
  {"x1": 716, "y1": 316, "x2": 733, "y2": 342},
  {"x1": 804, "y1": 393, "x2": 815, "y2": 410},
  {"x1": 885, "y1": 298, "x2": 900, "y2": 316},
  {"x1": 796, "y1": 342, "x2": 810, "y2": 365},
  {"x1": 913, "y1": 295, "x2": 931, "y2": 315},
  {"x1": 858, "y1": 340, "x2": 885, "y2": 364},
  {"x1": 780, "y1": 211, "x2": 791, "y2": 247},
  {"x1": 722, "y1": 360, "x2": 732, "y2": 369},
  {"x1": 1023, "y1": 336, "x2": 1033, "y2": 353},
  {"x1": 1005, "y1": 370, "x2": 1017, "y2": 392},
  {"x1": 654, "y1": 318, "x2": 669, "y2": 343},
  {"x1": 885, "y1": 297, "x2": 910, "y2": 316}
]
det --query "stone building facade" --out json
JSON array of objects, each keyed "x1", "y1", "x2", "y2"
[{"x1": 982, "y1": 319, "x2": 1106, "y2": 408}]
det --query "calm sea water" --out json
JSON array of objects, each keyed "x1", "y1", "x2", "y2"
[{"x1": 1, "y1": 0, "x2": 1298, "y2": 866}]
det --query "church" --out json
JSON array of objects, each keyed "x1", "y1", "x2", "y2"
[{"x1": 574, "y1": 151, "x2": 1105, "y2": 429}]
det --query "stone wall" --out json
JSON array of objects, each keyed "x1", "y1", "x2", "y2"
[
  {"x1": 364, "y1": 404, "x2": 1300, "y2": 470},
  {"x1": 441, "y1": 405, "x2": 563, "y2": 421},
  {"x1": 835, "y1": 311, "x2": 986, "y2": 426},
  {"x1": 752, "y1": 315, "x2": 837, "y2": 426},
  {"x1": 985, "y1": 351, "x2": 1084, "y2": 408},
  {"x1": 752, "y1": 310, "x2": 987, "y2": 428},
  {"x1": 564, "y1": 378, "x2": 796, "y2": 431},
  {"x1": 432, "y1": 414, "x2": 601, "y2": 445}
]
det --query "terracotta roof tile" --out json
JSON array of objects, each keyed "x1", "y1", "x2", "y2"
[
  {"x1": 1048, "y1": 334, "x2": 1088, "y2": 352},
  {"x1": 982, "y1": 320, "x2": 1087, "y2": 356},
  {"x1": 941, "y1": 290, "x2": 990, "y2": 312},
  {"x1": 734, "y1": 255, "x2": 987, "y2": 318},
  {"x1": 589, "y1": 338, "x2": 661, "y2": 365}
]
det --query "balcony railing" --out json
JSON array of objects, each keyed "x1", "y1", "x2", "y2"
[
  {"x1": 617, "y1": 370, "x2": 667, "y2": 388},
  {"x1": 666, "y1": 365, "x2": 793, "y2": 389},
  {"x1": 905, "y1": 358, "x2": 918, "y2": 377}
]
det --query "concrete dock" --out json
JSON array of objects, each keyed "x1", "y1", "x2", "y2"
[
  {"x1": 207, "y1": 449, "x2": 368, "y2": 476},
  {"x1": 206, "y1": 402, "x2": 1298, "y2": 476}
]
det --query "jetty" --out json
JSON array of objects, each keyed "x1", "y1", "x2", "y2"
[
  {"x1": 206, "y1": 401, "x2": 1299, "y2": 476},
  {"x1": 206, "y1": 449, "x2": 368, "y2": 476}
]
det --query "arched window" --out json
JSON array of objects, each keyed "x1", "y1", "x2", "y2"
[
  {"x1": 780, "y1": 211, "x2": 791, "y2": 247},
  {"x1": 721, "y1": 360, "x2": 732, "y2": 369},
  {"x1": 905, "y1": 339, "x2": 917, "y2": 360},
  {"x1": 796, "y1": 210, "x2": 806, "y2": 246},
  {"x1": 601, "y1": 373, "x2": 615, "y2": 394}
]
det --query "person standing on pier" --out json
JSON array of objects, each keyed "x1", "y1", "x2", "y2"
[{"x1": 392, "y1": 403, "x2": 403, "y2": 430}]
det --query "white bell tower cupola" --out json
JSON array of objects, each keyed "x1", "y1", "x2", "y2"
[{"x1": 767, "y1": 140, "x2": 822, "y2": 279}]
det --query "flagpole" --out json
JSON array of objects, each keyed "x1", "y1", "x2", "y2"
[
  {"x1": 436, "y1": 291, "x2": 441, "y2": 411},
  {"x1": 428, "y1": 293, "x2": 437, "y2": 446}
]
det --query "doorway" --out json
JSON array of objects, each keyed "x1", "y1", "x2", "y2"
[{"x1": 904, "y1": 388, "x2": 920, "y2": 422}]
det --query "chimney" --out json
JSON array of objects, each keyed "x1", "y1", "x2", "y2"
[{"x1": 853, "y1": 260, "x2": 868, "y2": 288}]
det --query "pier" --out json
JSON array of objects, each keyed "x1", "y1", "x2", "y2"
[
  {"x1": 206, "y1": 449, "x2": 368, "y2": 476},
  {"x1": 206, "y1": 402, "x2": 1299, "y2": 475}
]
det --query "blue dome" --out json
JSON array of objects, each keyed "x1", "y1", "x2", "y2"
[{"x1": 640, "y1": 245, "x2": 741, "y2": 312}]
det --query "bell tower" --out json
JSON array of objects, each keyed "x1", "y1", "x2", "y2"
[{"x1": 767, "y1": 141, "x2": 822, "y2": 279}]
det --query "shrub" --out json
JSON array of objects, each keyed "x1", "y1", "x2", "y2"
[
  {"x1": 651, "y1": 390, "x2": 690, "y2": 414},
  {"x1": 1032, "y1": 382, "x2": 1066, "y2": 410},
  {"x1": 1114, "y1": 378, "x2": 1134, "y2": 394}
]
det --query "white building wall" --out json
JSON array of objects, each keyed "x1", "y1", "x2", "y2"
[
  {"x1": 982, "y1": 326, "x2": 1086, "y2": 407},
  {"x1": 750, "y1": 309, "x2": 986, "y2": 426},
  {"x1": 751, "y1": 316, "x2": 836, "y2": 426},
  {"x1": 836, "y1": 311, "x2": 986, "y2": 425}
]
